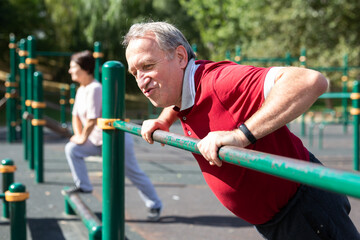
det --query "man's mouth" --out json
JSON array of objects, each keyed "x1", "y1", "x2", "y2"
[{"x1": 143, "y1": 88, "x2": 153, "y2": 97}]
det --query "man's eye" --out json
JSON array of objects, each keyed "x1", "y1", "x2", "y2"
[{"x1": 144, "y1": 64, "x2": 154, "y2": 70}]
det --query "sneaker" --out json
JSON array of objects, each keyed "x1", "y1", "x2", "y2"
[
  {"x1": 147, "y1": 207, "x2": 161, "y2": 222},
  {"x1": 61, "y1": 186, "x2": 92, "y2": 195}
]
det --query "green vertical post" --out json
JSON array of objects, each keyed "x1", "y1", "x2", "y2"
[
  {"x1": 285, "y1": 52, "x2": 292, "y2": 66},
  {"x1": 69, "y1": 83, "x2": 76, "y2": 113},
  {"x1": 7, "y1": 35, "x2": 17, "y2": 142},
  {"x1": 102, "y1": 61, "x2": 125, "y2": 240},
  {"x1": 5, "y1": 74, "x2": 17, "y2": 143},
  {"x1": 5, "y1": 183, "x2": 29, "y2": 240},
  {"x1": 342, "y1": 54, "x2": 349, "y2": 133},
  {"x1": 352, "y1": 81, "x2": 360, "y2": 171},
  {"x1": 33, "y1": 72, "x2": 45, "y2": 183},
  {"x1": 69, "y1": 83, "x2": 76, "y2": 135},
  {"x1": 300, "y1": 48, "x2": 306, "y2": 68},
  {"x1": 1, "y1": 158, "x2": 15, "y2": 219},
  {"x1": 225, "y1": 50, "x2": 231, "y2": 61},
  {"x1": 19, "y1": 39, "x2": 28, "y2": 161},
  {"x1": 192, "y1": 43, "x2": 198, "y2": 60},
  {"x1": 235, "y1": 45, "x2": 241, "y2": 64},
  {"x1": 26, "y1": 35, "x2": 37, "y2": 170},
  {"x1": 93, "y1": 42, "x2": 103, "y2": 82},
  {"x1": 60, "y1": 86, "x2": 67, "y2": 127}
]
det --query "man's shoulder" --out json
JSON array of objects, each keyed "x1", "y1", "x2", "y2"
[{"x1": 87, "y1": 80, "x2": 102, "y2": 90}]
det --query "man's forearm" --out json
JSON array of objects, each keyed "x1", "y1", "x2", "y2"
[{"x1": 158, "y1": 106, "x2": 179, "y2": 128}]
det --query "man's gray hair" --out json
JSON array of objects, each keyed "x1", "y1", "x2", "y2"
[{"x1": 123, "y1": 22, "x2": 196, "y2": 61}]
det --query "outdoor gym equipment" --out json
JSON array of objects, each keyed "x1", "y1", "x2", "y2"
[
  {"x1": 7, "y1": 35, "x2": 104, "y2": 144},
  {"x1": 0, "y1": 159, "x2": 28, "y2": 240},
  {"x1": 97, "y1": 60, "x2": 360, "y2": 240}
]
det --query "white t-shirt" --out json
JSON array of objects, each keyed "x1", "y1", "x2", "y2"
[{"x1": 72, "y1": 80, "x2": 102, "y2": 146}]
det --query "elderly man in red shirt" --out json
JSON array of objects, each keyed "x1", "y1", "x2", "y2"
[{"x1": 123, "y1": 21, "x2": 360, "y2": 239}]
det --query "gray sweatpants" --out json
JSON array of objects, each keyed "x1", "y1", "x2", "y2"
[{"x1": 65, "y1": 132, "x2": 162, "y2": 209}]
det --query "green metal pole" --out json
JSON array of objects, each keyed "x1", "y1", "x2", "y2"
[
  {"x1": 6, "y1": 183, "x2": 29, "y2": 240},
  {"x1": 60, "y1": 86, "x2": 67, "y2": 127},
  {"x1": 5, "y1": 74, "x2": 16, "y2": 143},
  {"x1": 7, "y1": 35, "x2": 17, "y2": 142},
  {"x1": 113, "y1": 120, "x2": 360, "y2": 199},
  {"x1": 235, "y1": 45, "x2": 241, "y2": 64},
  {"x1": 352, "y1": 81, "x2": 360, "y2": 171},
  {"x1": 33, "y1": 72, "x2": 44, "y2": 183},
  {"x1": 192, "y1": 43, "x2": 198, "y2": 60},
  {"x1": 70, "y1": 83, "x2": 76, "y2": 113},
  {"x1": 1, "y1": 158, "x2": 15, "y2": 219},
  {"x1": 26, "y1": 35, "x2": 37, "y2": 170},
  {"x1": 342, "y1": 54, "x2": 349, "y2": 133},
  {"x1": 19, "y1": 39, "x2": 28, "y2": 161},
  {"x1": 225, "y1": 50, "x2": 231, "y2": 61},
  {"x1": 94, "y1": 42, "x2": 103, "y2": 82},
  {"x1": 285, "y1": 52, "x2": 291, "y2": 66},
  {"x1": 300, "y1": 48, "x2": 306, "y2": 68},
  {"x1": 69, "y1": 83, "x2": 76, "y2": 135},
  {"x1": 64, "y1": 193, "x2": 102, "y2": 240},
  {"x1": 102, "y1": 61, "x2": 125, "y2": 240}
]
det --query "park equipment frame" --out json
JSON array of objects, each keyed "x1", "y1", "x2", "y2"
[{"x1": 98, "y1": 60, "x2": 360, "y2": 240}]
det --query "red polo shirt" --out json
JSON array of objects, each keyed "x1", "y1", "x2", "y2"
[{"x1": 176, "y1": 60, "x2": 309, "y2": 224}]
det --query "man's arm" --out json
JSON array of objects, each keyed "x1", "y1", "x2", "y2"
[
  {"x1": 72, "y1": 115, "x2": 83, "y2": 136},
  {"x1": 70, "y1": 118, "x2": 97, "y2": 145},
  {"x1": 197, "y1": 67, "x2": 328, "y2": 167},
  {"x1": 141, "y1": 106, "x2": 179, "y2": 144}
]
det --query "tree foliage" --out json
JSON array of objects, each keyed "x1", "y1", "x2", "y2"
[{"x1": 1, "y1": 0, "x2": 359, "y2": 90}]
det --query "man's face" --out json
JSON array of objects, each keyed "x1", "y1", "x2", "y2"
[
  {"x1": 126, "y1": 34, "x2": 187, "y2": 108},
  {"x1": 68, "y1": 60, "x2": 87, "y2": 83}
]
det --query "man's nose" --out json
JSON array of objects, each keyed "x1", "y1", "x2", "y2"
[{"x1": 137, "y1": 72, "x2": 150, "y2": 89}]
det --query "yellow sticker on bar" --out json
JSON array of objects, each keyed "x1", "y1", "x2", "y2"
[
  {"x1": 93, "y1": 52, "x2": 104, "y2": 58},
  {"x1": 97, "y1": 118, "x2": 130, "y2": 130},
  {"x1": 25, "y1": 58, "x2": 38, "y2": 65},
  {"x1": 341, "y1": 76, "x2": 349, "y2": 82},
  {"x1": 0, "y1": 165, "x2": 17, "y2": 173},
  {"x1": 5, "y1": 191, "x2": 29, "y2": 202},
  {"x1": 299, "y1": 56, "x2": 307, "y2": 62},
  {"x1": 97, "y1": 118, "x2": 120, "y2": 130},
  {"x1": 5, "y1": 82, "x2": 19, "y2": 88},
  {"x1": 59, "y1": 99, "x2": 66, "y2": 105},
  {"x1": 8, "y1": 43, "x2": 17, "y2": 49},
  {"x1": 234, "y1": 56, "x2": 241, "y2": 62},
  {"x1": 350, "y1": 93, "x2": 360, "y2": 100},
  {"x1": 31, "y1": 101, "x2": 47, "y2": 109},
  {"x1": 18, "y1": 50, "x2": 28, "y2": 57},
  {"x1": 31, "y1": 119, "x2": 47, "y2": 126},
  {"x1": 19, "y1": 63, "x2": 28, "y2": 69},
  {"x1": 25, "y1": 100, "x2": 32, "y2": 106},
  {"x1": 350, "y1": 108, "x2": 360, "y2": 115},
  {"x1": 69, "y1": 98, "x2": 75, "y2": 104}
]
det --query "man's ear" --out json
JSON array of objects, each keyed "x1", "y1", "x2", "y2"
[{"x1": 175, "y1": 45, "x2": 188, "y2": 69}]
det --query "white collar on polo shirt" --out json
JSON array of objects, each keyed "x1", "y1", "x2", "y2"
[{"x1": 180, "y1": 58, "x2": 199, "y2": 111}]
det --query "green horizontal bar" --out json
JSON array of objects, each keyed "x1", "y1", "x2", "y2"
[
  {"x1": 241, "y1": 57, "x2": 297, "y2": 63},
  {"x1": 36, "y1": 51, "x2": 73, "y2": 57},
  {"x1": 311, "y1": 66, "x2": 345, "y2": 72},
  {"x1": 318, "y1": 92, "x2": 351, "y2": 99},
  {"x1": 64, "y1": 193, "x2": 102, "y2": 237},
  {"x1": 349, "y1": 66, "x2": 360, "y2": 70},
  {"x1": 113, "y1": 120, "x2": 360, "y2": 199}
]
